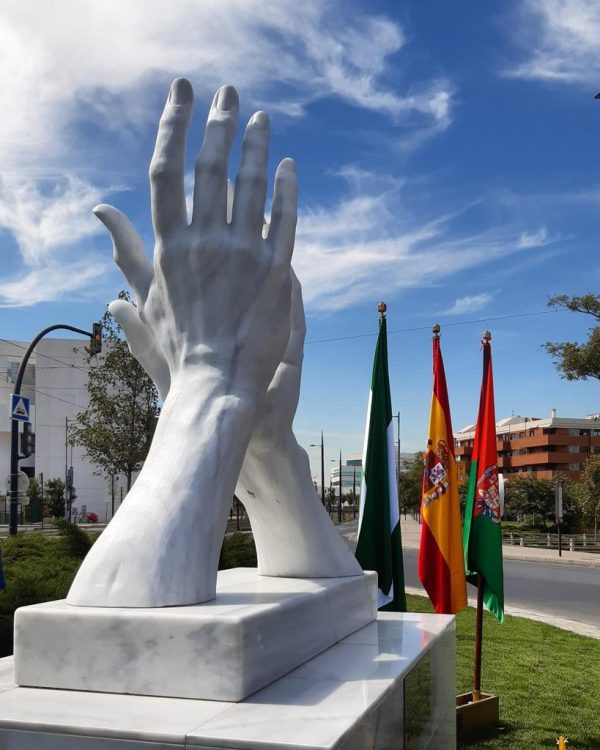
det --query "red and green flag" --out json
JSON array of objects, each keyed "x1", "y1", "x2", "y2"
[
  {"x1": 356, "y1": 314, "x2": 406, "y2": 611},
  {"x1": 418, "y1": 332, "x2": 467, "y2": 614},
  {"x1": 463, "y1": 334, "x2": 504, "y2": 622}
]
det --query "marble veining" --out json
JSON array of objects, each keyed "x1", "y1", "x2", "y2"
[
  {"x1": 66, "y1": 80, "x2": 361, "y2": 610},
  {"x1": 2, "y1": 612, "x2": 455, "y2": 750},
  {"x1": 15, "y1": 569, "x2": 377, "y2": 702}
]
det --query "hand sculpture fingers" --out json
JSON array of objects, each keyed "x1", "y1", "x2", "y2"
[
  {"x1": 282, "y1": 269, "x2": 306, "y2": 369},
  {"x1": 232, "y1": 112, "x2": 269, "y2": 240},
  {"x1": 192, "y1": 85, "x2": 239, "y2": 230},
  {"x1": 68, "y1": 82, "x2": 302, "y2": 608},
  {"x1": 108, "y1": 299, "x2": 171, "y2": 400},
  {"x1": 268, "y1": 158, "x2": 297, "y2": 267},
  {"x1": 94, "y1": 204, "x2": 153, "y2": 305},
  {"x1": 149, "y1": 78, "x2": 194, "y2": 238}
]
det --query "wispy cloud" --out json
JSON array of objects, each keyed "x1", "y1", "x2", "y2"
[
  {"x1": 0, "y1": 174, "x2": 110, "y2": 306},
  {"x1": 0, "y1": 0, "x2": 455, "y2": 307},
  {"x1": 505, "y1": 0, "x2": 600, "y2": 84},
  {"x1": 293, "y1": 174, "x2": 553, "y2": 312},
  {"x1": 0, "y1": 3, "x2": 451, "y2": 161},
  {"x1": 440, "y1": 293, "x2": 495, "y2": 316},
  {"x1": 0, "y1": 261, "x2": 108, "y2": 307},
  {"x1": 0, "y1": 175, "x2": 103, "y2": 266}
]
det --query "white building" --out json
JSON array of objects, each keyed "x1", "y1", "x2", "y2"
[
  {"x1": 1, "y1": 338, "x2": 128, "y2": 521},
  {"x1": 329, "y1": 449, "x2": 416, "y2": 497}
]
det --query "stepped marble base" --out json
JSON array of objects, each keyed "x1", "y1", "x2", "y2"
[
  {"x1": 0, "y1": 612, "x2": 455, "y2": 749},
  {"x1": 14, "y1": 568, "x2": 377, "y2": 702}
]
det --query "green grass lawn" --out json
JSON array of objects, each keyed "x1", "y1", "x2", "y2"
[{"x1": 407, "y1": 594, "x2": 600, "y2": 749}]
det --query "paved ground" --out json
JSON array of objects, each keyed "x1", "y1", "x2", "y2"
[
  {"x1": 338, "y1": 517, "x2": 600, "y2": 639},
  {"x1": 338, "y1": 516, "x2": 600, "y2": 567}
]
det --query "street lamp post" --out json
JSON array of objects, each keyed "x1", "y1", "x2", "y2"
[
  {"x1": 9, "y1": 323, "x2": 99, "y2": 536},
  {"x1": 338, "y1": 450, "x2": 343, "y2": 523},
  {"x1": 309, "y1": 431, "x2": 326, "y2": 507}
]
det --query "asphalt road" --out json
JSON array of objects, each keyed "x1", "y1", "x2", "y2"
[{"x1": 403, "y1": 548, "x2": 600, "y2": 628}]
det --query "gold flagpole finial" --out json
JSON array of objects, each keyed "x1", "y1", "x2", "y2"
[
  {"x1": 377, "y1": 301, "x2": 387, "y2": 318},
  {"x1": 432, "y1": 323, "x2": 441, "y2": 337},
  {"x1": 483, "y1": 330, "x2": 492, "y2": 342}
]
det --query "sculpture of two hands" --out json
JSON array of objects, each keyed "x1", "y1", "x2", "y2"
[{"x1": 67, "y1": 79, "x2": 360, "y2": 608}]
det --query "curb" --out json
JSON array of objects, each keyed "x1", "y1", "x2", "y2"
[
  {"x1": 404, "y1": 586, "x2": 600, "y2": 640},
  {"x1": 398, "y1": 541, "x2": 600, "y2": 569},
  {"x1": 501, "y1": 553, "x2": 600, "y2": 569}
]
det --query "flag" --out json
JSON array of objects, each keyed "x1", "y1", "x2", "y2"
[
  {"x1": 356, "y1": 314, "x2": 406, "y2": 611},
  {"x1": 462, "y1": 334, "x2": 504, "y2": 622},
  {"x1": 418, "y1": 333, "x2": 467, "y2": 614}
]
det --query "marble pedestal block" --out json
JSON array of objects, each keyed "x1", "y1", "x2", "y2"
[
  {"x1": 14, "y1": 568, "x2": 377, "y2": 702},
  {"x1": 0, "y1": 612, "x2": 455, "y2": 750}
]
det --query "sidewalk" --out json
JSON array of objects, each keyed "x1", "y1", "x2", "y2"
[{"x1": 337, "y1": 516, "x2": 600, "y2": 569}]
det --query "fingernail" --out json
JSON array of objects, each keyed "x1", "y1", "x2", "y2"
[
  {"x1": 169, "y1": 78, "x2": 193, "y2": 105},
  {"x1": 249, "y1": 111, "x2": 269, "y2": 129},
  {"x1": 216, "y1": 85, "x2": 239, "y2": 111},
  {"x1": 280, "y1": 157, "x2": 296, "y2": 173}
]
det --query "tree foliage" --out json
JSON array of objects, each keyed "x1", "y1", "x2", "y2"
[
  {"x1": 544, "y1": 294, "x2": 600, "y2": 381},
  {"x1": 398, "y1": 452, "x2": 424, "y2": 516},
  {"x1": 504, "y1": 472, "x2": 581, "y2": 529},
  {"x1": 69, "y1": 293, "x2": 159, "y2": 490},
  {"x1": 45, "y1": 478, "x2": 65, "y2": 518},
  {"x1": 25, "y1": 477, "x2": 42, "y2": 523},
  {"x1": 504, "y1": 474, "x2": 554, "y2": 521},
  {"x1": 575, "y1": 455, "x2": 600, "y2": 528}
]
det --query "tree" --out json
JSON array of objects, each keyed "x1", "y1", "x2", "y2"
[
  {"x1": 326, "y1": 485, "x2": 337, "y2": 512},
  {"x1": 575, "y1": 455, "x2": 600, "y2": 531},
  {"x1": 69, "y1": 292, "x2": 159, "y2": 491},
  {"x1": 544, "y1": 294, "x2": 600, "y2": 381},
  {"x1": 504, "y1": 474, "x2": 554, "y2": 524},
  {"x1": 25, "y1": 477, "x2": 42, "y2": 523},
  {"x1": 398, "y1": 452, "x2": 424, "y2": 517},
  {"x1": 46, "y1": 478, "x2": 65, "y2": 519}
]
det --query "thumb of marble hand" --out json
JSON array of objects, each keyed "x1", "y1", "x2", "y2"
[{"x1": 108, "y1": 299, "x2": 171, "y2": 400}]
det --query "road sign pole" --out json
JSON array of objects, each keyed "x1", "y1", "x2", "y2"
[
  {"x1": 555, "y1": 479, "x2": 563, "y2": 558},
  {"x1": 9, "y1": 419, "x2": 20, "y2": 535}
]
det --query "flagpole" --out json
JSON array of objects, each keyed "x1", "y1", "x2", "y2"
[
  {"x1": 472, "y1": 329, "x2": 491, "y2": 703},
  {"x1": 473, "y1": 573, "x2": 484, "y2": 702}
]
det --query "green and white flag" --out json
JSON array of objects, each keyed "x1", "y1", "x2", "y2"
[{"x1": 356, "y1": 315, "x2": 406, "y2": 611}]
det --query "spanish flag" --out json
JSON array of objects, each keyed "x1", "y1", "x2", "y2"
[{"x1": 418, "y1": 330, "x2": 467, "y2": 614}]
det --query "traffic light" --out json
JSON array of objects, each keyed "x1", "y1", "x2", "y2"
[
  {"x1": 20, "y1": 422, "x2": 35, "y2": 458},
  {"x1": 90, "y1": 322, "x2": 102, "y2": 355}
]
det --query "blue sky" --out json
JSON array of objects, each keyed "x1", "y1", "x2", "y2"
[{"x1": 1, "y1": 1, "x2": 599, "y2": 478}]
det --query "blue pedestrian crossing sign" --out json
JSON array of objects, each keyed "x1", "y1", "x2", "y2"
[{"x1": 11, "y1": 394, "x2": 30, "y2": 422}]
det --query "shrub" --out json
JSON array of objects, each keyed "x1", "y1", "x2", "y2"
[
  {"x1": 53, "y1": 519, "x2": 92, "y2": 559},
  {"x1": 0, "y1": 533, "x2": 84, "y2": 656},
  {"x1": 219, "y1": 532, "x2": 257, "y2": 570},
  {"x1": 0, "y1": 528, "x2": 258, "y2": 657}
]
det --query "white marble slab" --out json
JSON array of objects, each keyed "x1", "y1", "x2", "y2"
[
  {"x1": 1, "y1": 612, "x2": 455, "y2": 750},
  {"x1": 0, "y1": 656, "x2": 15, "y2": 694},
  {"x1": 0, "y1": 687, "x2": 230, "y2": 745},
  {"x1": 0, "y1": 731, "x2": 183, "y2": 750},
  {"x1": 14, "y1": 568, "x2": 377, "y2": 702},
  {"x1": 187, "y1": 614, "x2": 456, "y2": 750}
]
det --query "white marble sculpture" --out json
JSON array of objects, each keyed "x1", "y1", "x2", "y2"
[{"x1": 67, "y1": 79, "x2": 361, "y2": 608}]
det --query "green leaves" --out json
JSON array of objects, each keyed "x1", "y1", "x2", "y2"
[
  {"x1": 545, "y1": 294, "x2": 600, "y2": 381},
  {"x1": 398, "y1": 452, "x2": 425, "y2": 515},
  {"x1": 69, "y1": 292, "x2": 159, "y2": 488},
  {"x1": 576, "y1": 455, "x2": 600, "y2": 529}
]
